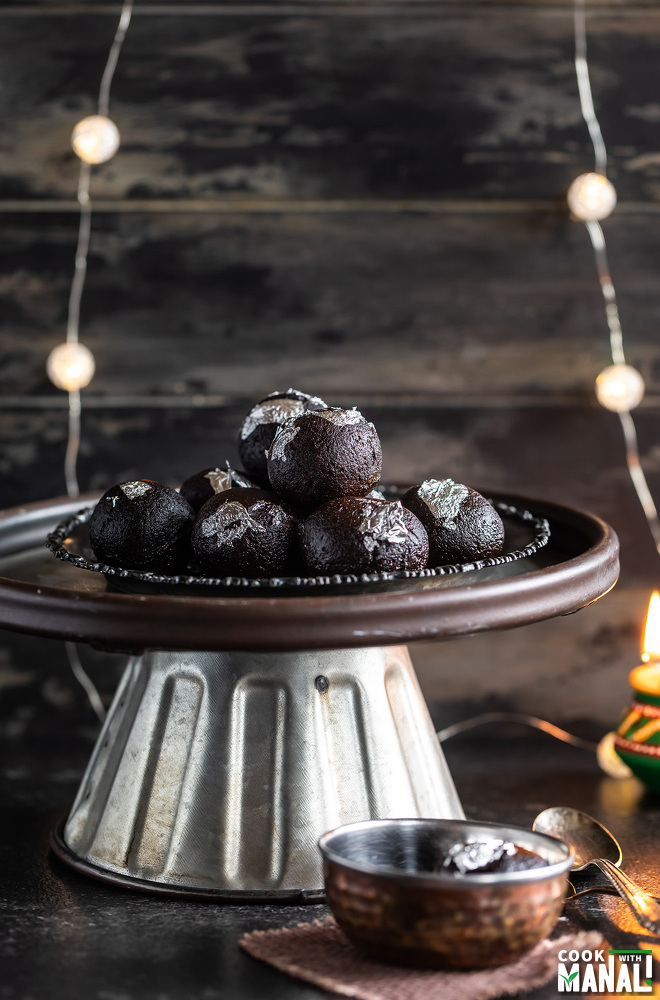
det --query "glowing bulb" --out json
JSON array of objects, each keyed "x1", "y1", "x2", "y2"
[
  {"x1": 567, "y1": 172, "x2": 617, "y2": 221},
  {"x1": 642, "y1": 592, "x2": 660, "y2": 662},
  {"x1": 595, "y1": 364, "x2": 645, "y2": 412},
  {"x1": 47, "y1": 343, "x2": 96, "y2": 392},
  {"x1": 71, "y1": 115, "x2": 120, "y2": 164}
]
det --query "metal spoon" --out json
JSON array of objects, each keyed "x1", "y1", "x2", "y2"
[{"x1": 533, "y1": 806, "x2": 660, "y2": 935}]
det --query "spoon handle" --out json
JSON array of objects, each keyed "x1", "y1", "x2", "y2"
[{"x1": 594, "y1": 858, "x2": 660, "y2": 934}]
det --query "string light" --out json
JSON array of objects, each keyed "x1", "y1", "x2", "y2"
[
  {"x1": 436, "y1": 712, "x2": 635, "y2": 779},
  {"x1": 571, "y1": 0, "x2": 660, "y2": 556},
  {"x1": 51, "y1": 0, "x2": 133, "y2": 502},
  {"x1": 71, "y1": 114, "x2": 120, "y2": 165},
  {"x1": 567, "y1": 172, "x2": 617, "y2": 222},
  {"x1": 47, "y1": 342, "x2": 96, "y2": 392},
  {"x1": 571, "y1": 3, "x2": 660, "y2": 786},
  {"x1": 53, "y1": 0, "x2": 134, "y2": 723},
  {"x1": 596, "y1": 364, "x2": 645, "y2": 414}
]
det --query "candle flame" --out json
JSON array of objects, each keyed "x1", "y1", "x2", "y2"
[{"x1": 642, "y1": 591, "x2": 660, "y2": 661}]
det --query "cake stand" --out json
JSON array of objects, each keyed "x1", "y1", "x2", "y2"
[{"x1": 0, "y1": 492, "x2": 619, "y2": 902}]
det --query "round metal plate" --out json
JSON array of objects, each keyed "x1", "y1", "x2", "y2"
[{"x1": 0, "y1": 491, "x2": 619, "y2": 652}]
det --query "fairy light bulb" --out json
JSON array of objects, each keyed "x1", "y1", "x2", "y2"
[
  {"x1": 595, "y1": 364, "x2": 645, "y2": 412},
  {"x1": 47, "y1": 343, "x2": 96, "y2": 392},
  {"x1": 71, "y1": 115, "x2": 120, "y2": 164},
  {"x1": 567, "y1": 172, "x2": 617, "y2": 221}
]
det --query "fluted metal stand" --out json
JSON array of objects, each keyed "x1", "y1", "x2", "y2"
[{"x1": 54, "y1": 645, "x2": 464, "y2": 901}]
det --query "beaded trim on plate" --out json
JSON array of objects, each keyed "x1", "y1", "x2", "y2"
[{"x1": 46, "y1": 497, "x2": 550, "y2": 591}]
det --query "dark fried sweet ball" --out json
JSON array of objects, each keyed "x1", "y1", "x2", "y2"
[
  {"x1": 179, "y1": 466, "x2": 253, "y2": 513},
  {"x1": 440, "y1": 842, "x2": 546, "y2": 876},
  {"x1": 238, "y1": 388, "x2": 327, "y2": 487},
  {"x1": 89, "y1": 480, "x2": 196, "y2": 573},
  {"x1": 191, "y1": 487, "x2": 298, "y2": 578},
  {"x1": 267, "y1": 408, "x2": 382, "y2": 511},
  {"x1": 402, "y1": 478, "x2": 505, "y2": 566},
  {"x1": 300, "y1": 497, "x2": 428, "y2": 575}
]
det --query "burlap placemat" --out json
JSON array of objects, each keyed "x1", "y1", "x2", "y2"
[{"x1": 240, "y1": 917, "x2": 602, "y2": 1000}]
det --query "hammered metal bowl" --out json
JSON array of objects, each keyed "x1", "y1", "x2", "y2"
[{"x1": 319, "y1": 818, "x2": 573, "y2": 969}]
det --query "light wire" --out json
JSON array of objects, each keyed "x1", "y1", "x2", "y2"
[
  {"x1": 574, "y1": 0, "x2": 607, "y2": 177},
  {"x1": 98, "y1": 3, "x2": 134, "y2": 118},
  {"x1": 63, "y1": 0, "x2": 133, "y2": 721},
  {"x1": 574, "y1": 0, "x2": 660, "y2": 556},
  {"x1": 584, "y1": 219, "x2": 625, "y2": 368},
  {"x1": 437, "y1": 711, "x2": 599, "y2": 752},
  {"x1": 618, "y1": 410, "x2": 660, "y2": 551},
  {"x1": 64, "y1": 390, "x2": 82, "y2": 498},
  {"x1": 66, "y1": 642, "x2": 106, "y2": 723},
  {"x1": 64, "y1": 0, "x2": 133, "y2": 498}
]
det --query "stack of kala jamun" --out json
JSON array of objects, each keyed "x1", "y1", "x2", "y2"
[{"x1": 88, "y1": 388, "x2": 506, "y2": 579}]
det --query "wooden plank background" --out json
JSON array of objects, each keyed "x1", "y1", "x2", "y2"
[
  {"x1": 1, "y1": 1, "x2": 659, "y2": 728},
  {"x1": 2, "y1": 10, "x2": 660, "y2": 204}
]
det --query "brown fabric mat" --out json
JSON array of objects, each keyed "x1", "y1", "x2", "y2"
[{"x1": 240, "y1": 917, "x2": 602, "y2": 1000}]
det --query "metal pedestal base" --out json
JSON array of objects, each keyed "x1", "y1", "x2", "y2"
[{"x1": 55, "y1": 645, "x2": 464, "y2": 899}]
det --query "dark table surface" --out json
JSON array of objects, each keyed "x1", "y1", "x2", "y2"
[{"x1": 2, "y1": 694, "x2": 660, "y2": 1000}]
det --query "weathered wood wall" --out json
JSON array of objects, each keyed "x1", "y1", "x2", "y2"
[{"x1": 2, "y1": 1, "x2": 660, "y2": 730}]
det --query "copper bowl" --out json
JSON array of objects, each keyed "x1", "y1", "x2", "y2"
[{"x1": 319, "y1": 818, "x2": 574, "y2": 969}]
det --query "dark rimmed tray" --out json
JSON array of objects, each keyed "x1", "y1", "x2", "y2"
[
  {"x1": 45, "y1": 495, "x2": 549, "y2": 595},
  {"x1": 0, "y1": 491, "x2": 618, "y2": 652}
]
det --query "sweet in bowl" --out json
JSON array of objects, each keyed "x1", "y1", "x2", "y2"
[{"x1": 319, "y1": 818, "x2": 574, "y2": 969}]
